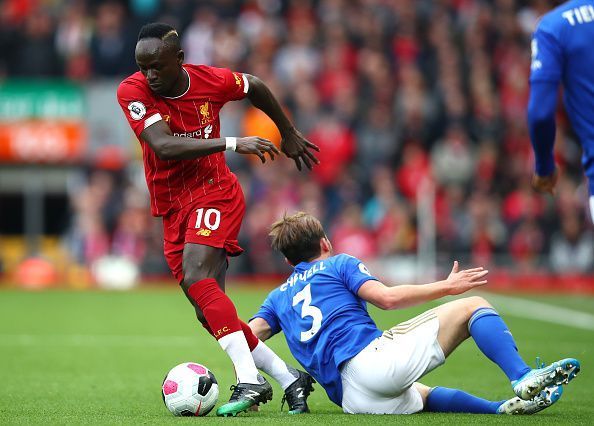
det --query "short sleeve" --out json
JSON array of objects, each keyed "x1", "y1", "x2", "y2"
[
  {"x1": 251, "y1": 292, "x2": 281, "y2": 336},
  {"x1": 116, "y1": 80, "x2": 163, "y2": 138},
  {"x1": 335, "y1": 254, "x2": 378, "y2": 295},
  {"x1": 212, "y1": 67, "x2": 249, "y2": 102},
  {"x1": 529, "y1": 23, "x2": 563, "y2": 83}
]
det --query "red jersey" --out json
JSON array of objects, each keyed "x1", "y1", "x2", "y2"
[{"x1": 117, "y1": 64, "x2": 249, "y2": 216}]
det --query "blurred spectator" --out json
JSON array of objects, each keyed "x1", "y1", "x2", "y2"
[
  {"x1": 550, "y1": 212, "x2": 594, "y2": 274},
  {"x1": 509, "y1": 218, "x2": 546, "y2": 272},
  {"x1": 331, "y1": 203, "x2": 377, "y2": 261},
  {"x1": 89, "y1": 1, "x2": 135, "y2": 77},
  {"x1": 307, "y1": 114, "x2": 355, "y2": 188},
  {"x1": 356, "y1": 104, "x2": 398, "y2": 181},
  {"x1": 12, "y1": 9, "x2": 62, "y2": 76},
  {"x1": 430, "y1": 124, "x2": 476, "y2": 187},
  {"x1": 55, "y1": 0, "x2": 92, "y2": 79},
  {"x1": 395, "y1": 142, "x2": 432, "y2": 201},
  {"x1": 182, "y1": 7, "x2": 216, "y2": 66},
  {"x1": 273, "y1": 19, "x2": 320, "y2": 86}
]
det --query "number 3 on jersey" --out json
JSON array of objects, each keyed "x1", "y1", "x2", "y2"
[{"x1": 292, "y1": 284, "x2": 323, "y2": 342}]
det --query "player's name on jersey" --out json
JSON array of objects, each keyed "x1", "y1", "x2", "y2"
[
  {"x1": 281, "y1": 262, "x2": 327, "y2": 291},
  {"x1": 562, "y1": 5, "x2": 594, "y2": 26}
]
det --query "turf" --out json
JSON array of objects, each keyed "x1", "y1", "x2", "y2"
[{"x1": 0, "y1": 287, "x2": 592, "y2": 425}]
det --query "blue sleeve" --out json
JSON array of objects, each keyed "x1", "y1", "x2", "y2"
[
  {"x1": 529, "y1": 22, "x2": 563, "y2": 83},
  {"x1": 528, "y1": 80, "x2": 558, "y2": 176},
  {"x1": 251, "y1": 292, "x2": 282, "y2": 336},
  {"x1": 527, "y1": 19, "x2": 563, "y2": 177},
  {"x1": 335, "y1": 254, "x2": 378, "y2": 294}
]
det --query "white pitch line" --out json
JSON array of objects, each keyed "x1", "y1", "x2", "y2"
[
  {"x1": 0, "y1": 334, "x2": 197, "y2": 347},
  {"x1": 479, "y1": 292, "x2": 594, "y2": 331}
]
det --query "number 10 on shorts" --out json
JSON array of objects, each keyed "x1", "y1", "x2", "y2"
[{"x1": 195, "y1": 208, "x2": 221, "y2": 230}]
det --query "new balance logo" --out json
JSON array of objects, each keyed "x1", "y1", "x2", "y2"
[
  {"x1": 244, "y1": 390, "x2": 260, "y2": 400},
  {"x1": 297, "y1": 388, "x2": 304, "y2": 399}
]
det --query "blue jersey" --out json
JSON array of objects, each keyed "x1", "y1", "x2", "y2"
[
  {"x1": 529, "y1": 1, "x2": 594, "y2": 191},
  {"x1": 253, "y1": 254, "x2": 382, "y2": 406}
]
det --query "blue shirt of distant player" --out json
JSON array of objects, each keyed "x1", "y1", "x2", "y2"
[
  {"x1": 253, "y1": 254, "x2": 382, "y2": 406},
  {"x1": 529, "y1": 0, "x2": 594, "y2": 193}
]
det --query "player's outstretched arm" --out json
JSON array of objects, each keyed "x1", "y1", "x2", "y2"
[
  {"x1": 140, "y1": 120, "x2": 279, "y2": 161},
  {"x1": 245, "y1": 74, "x2": 320, "y2": 171},
  {"x1": 249, "y1": 317, "x2": 273, "y2": 341},
  {"x1": 358, "y1": 261, "x2": 488, "y2": 310}
]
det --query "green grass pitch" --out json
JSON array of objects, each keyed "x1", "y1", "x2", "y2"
[{"x1": 0, "y1": 287, "x2": 592, "y2": 425}]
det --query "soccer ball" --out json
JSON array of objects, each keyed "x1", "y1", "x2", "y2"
[{"x1": 161, "y1": 362, "x2": 219, "y2": 416}]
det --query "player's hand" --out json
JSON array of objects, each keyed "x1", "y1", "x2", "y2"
[
  {"x1": 445, "y1": 261, "x2": 488, "y2": 295},
  {"x1": 531, "y1": 170, "x2": 558, "y2": 195},
  {"x1": 280, "y1": 128, "x2": 320, "y2": 171},
  {"x1": 235, "y1": 136, "x2": 280, "y2": 163}
]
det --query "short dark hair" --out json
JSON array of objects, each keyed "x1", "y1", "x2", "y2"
[
  {"x1": 137, "y1": 22, "x2": 181, "y2": 50},
  {"x1": 269, "y1": 212, "x2": 326, "y2": 265}
]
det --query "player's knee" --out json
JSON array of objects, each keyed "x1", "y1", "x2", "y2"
[
  {"x1": 181, "y1": 265, "x2": 218, "y2": 290},
  {"x1": 181, "y1": 271, "x2": 207, "y2": 290},
  {"x1": 463, "y1": 296, "x2": 492, "y2": 315}
]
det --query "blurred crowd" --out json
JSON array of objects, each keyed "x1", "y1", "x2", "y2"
[{"x1": 3, "y1": 0, "x2": 594, "y2": 278}]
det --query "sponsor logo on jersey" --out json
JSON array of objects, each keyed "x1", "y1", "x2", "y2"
[
  {"x1": 163, "y1": 114, "x2": 171, "y2": 123},
  {"x1": 128, "y1": 101, "x2": 146, "y2": 120},
  {"x1": 233, "y1": 73, "x2": 242, "y2": 87},
  {"x1": 196, "y1": 228, "x2": 212, "y2": 237},
  {"x1": 199, "y1": 101, "x2": 212, "y2": 125},
  {"x1": 173, "y1": 124, "x2": 213, "y2": 139}
]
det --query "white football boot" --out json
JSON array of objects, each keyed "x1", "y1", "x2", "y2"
[{"x1": 498, "y1": 385, "x2": 562, "y2": 415}]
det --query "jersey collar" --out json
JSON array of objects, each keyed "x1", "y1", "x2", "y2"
[{"x1": 163, "y1": 67, "x2": 190, "y2": 99}]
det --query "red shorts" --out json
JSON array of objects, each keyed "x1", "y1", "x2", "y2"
[{"x1": 162, "y1": 181, "x2": 246, "y2": 283}]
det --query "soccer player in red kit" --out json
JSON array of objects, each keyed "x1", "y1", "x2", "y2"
[{"x1": 117, "y1": 23, "x2": 318, "y2": 417}]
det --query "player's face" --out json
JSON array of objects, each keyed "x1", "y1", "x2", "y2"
[{"x1": 135, "y1": 38, "x2": 183, "y2": 97}]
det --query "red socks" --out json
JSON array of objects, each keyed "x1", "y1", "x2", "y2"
[
  {"x1": 188, "y1": 279, "x2": 261, "y2": 349},
  {"x1": 240, "y1": 320, "x2": 259, "y2": 351},
  {"x1": 187, "y1": 278, "x2": 241, "y2": 339}
]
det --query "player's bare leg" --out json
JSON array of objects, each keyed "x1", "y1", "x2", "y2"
[
  {"x1": 179, "y1": 243, "x2": 272, "y2": 416},
  {"x1": 433, "y1": 296, "x2": 494, "y2": 357}
]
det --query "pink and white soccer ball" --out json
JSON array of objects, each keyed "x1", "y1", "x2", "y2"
[{"x1": 161, "y1": 362, "x2": 219, "y2": 416}]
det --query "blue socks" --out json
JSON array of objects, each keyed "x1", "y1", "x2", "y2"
[
  {"x1": 468, "y1": 307, "x2": 531, "y2": 381},
  {"x1": 425, "y1": 308, "x2": 532, "y2": 414},
  {"x1": 426, "y1": 387, "x2": 505, "y2": 414}
]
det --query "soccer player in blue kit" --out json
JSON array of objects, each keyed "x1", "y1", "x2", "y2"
[
  {"x1": 528, "y1": 1, "x2": 594, "y2": 221},
  {"x1": 249, "y1": 212, "x2": 581, "y2": 415}
]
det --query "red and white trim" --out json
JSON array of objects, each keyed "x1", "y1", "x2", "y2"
[{"x1": 144, "y1": 113, "x2": 162, "y2": 129}]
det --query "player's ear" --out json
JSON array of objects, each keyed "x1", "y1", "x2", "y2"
[
  {"x1": 177, "y1": 49, "x2": 184, "y2": 66},
  {"x1": 320, "y1": 237, "x2": 332, "y2": 254}
]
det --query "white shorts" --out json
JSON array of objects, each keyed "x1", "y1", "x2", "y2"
[{"x1": 340, "y1": 309, "x2": 445, "y2": 414}]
